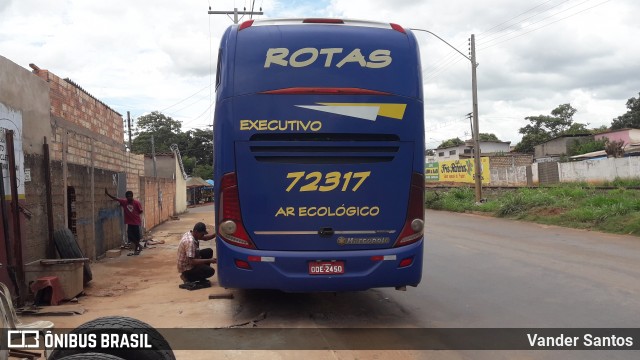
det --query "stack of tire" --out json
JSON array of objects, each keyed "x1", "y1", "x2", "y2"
[
  {"x1": 53, "y1": 228, "x2": 92, "y2": 284},
  {"x1": 49, "y1": 316, "x2": 175, "y2": 360}
]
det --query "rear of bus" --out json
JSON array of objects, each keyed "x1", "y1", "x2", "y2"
[{"x1": 213, "y1": 19, "x2": 425, "y2": 292}]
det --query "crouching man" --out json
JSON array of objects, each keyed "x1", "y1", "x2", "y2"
[{"x1": 177, "y1": 222, "x2": 217, "y2": 286}]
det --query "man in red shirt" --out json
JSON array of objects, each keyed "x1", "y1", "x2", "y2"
[{"x1": 105, "y1": 188, "x2": 144, "y2": 256}]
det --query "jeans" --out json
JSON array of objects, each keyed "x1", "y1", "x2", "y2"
[{"x1": 182, "y1": 248, "x2": 215, "y2": 282}]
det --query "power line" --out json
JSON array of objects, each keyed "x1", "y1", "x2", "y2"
[
  {"x1": 409, "y1": 0, "x2": 603, "y2": 82},
  {"x1": 180, "y1": 100, "x2": 216, "y2": 128},
  {"x1": 423, "y1": 57, "x2": 466, "y2": 83},
  {"x1": 478, "y1": 0, "x2": 570, "y2": 41},
  {"x1": 425, "y1": 116, "x2": 470, "y2": 132},
  {"x1": 479, "y1": 0, "x2": 611, "y2": 50},
  {"x1": 158, "y1": 81, "x2": 214, "y2": 113}
]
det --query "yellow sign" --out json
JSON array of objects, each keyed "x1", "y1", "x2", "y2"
[{"x1": 425, "y1": 158, "x2": 490, "y2": 184}]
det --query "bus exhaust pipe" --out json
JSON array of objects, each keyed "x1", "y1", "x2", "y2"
[{"x1": 395, "y1": 286, "x2": 407, "y2": 291}]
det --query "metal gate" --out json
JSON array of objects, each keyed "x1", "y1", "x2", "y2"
[{"x1": 537, "y1": 161, "x2": 560, "y2": 184}]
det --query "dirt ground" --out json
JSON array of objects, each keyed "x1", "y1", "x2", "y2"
[
  {"x1": 18, "y1": 204, "x2": 234, "y2": 359},
  {"x1": 17, "y1": 204, "x2": 435, "y2": 360},
  {"x1": 28, "y1": 204, "x2": 232, "y2": 329}
]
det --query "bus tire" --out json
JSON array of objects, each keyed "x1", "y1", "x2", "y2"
[
  {"x1": 53, "y1": 228, "x2": 93, "y2": 284},
  {"x1": 48, "y1": 316, "x2": 175, "y2": 360},
  {"x1": 58, "y1": 353, "x2": 125, "y2": 360}
]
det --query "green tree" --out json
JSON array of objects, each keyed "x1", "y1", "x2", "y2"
[
  {"x1": 567, "y1": 139, "x2": 607, "y2": 156},
  {"x1": 564, "y1": 122, "x2": 590, "y2": 135},
  {"x1": 592, "y1": 125, "x2": 610, "y2": 134},
  {"x1": 182, "y1": 129, "x2": 213, "y2": 169},
  {"x1": 611, "y1": 92, "x2": 640, "y2": 129},
  {"x1": 131, "y1": 111, "x2": 183, "y2": 154},
  {"x1": 193, "y1": 164, "x2": 213, "y2": 180},
  {"x1": 514, "y1": 104, "x2": 588, "y2": 153},
  {"x1": 437, "y1": 137, "x2": 464, "y2": 149},
  {"x1": 182, "y1": 156, "x2": 197, "y2": 175},
  {"x1": 479, "y1": 133, "x2": 500, "y2": 141}
]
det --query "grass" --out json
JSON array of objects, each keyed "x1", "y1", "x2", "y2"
[{"x1": 425, "y1": 180, "x2": 640, "y2": 236}]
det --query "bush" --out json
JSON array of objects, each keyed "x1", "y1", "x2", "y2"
[
  {"x1": 424, "y1": 183, "x2": 640, "y2": 237},
  {"x1": 546, "y1": 185, "x2": 588, "y2": 199},
  {"x1": 496, "y1": 189, "x2": 555, "y2": 217}
]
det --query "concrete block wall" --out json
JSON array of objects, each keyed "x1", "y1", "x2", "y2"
[
  {"x1": 23, "y1": 154, "x2": 51, "y2": 263},
  {"x1": 490, "y1": 166, "x2": 529, "y2": 186},
  {"x1": 559, "y1": 157, "x2": 640, "y2": 183}
]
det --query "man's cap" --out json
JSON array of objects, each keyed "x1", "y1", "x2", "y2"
[{"x1": 194, "y1": 222, "x2": 208, "y2": 234}]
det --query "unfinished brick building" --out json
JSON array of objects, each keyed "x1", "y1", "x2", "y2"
[{"x1": 1, "y1": 55, "x2": 178, "y2": 297}]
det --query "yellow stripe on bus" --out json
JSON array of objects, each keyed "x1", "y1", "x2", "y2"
[{"x1": 317, "y1": 103, "x2": 407, "y2": 120}]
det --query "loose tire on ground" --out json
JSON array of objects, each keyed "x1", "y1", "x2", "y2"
[
  {"x1": 48, "y1": 316, "x2": 175, "y2": 360},
  {"x1": 58, "y1": 353, "x2": 125, "y2": 360},
  {"x1": 53, "y1": 228, "x2": 93, "y2": 284}
]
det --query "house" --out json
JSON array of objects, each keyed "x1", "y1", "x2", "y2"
[
  {"x1": 434, "y1": 140, "x2": 511, "y2": 162},
  {"x1": 425, "y1": 149, "x2": 436, "y2": 163},
  {"x1": 534, "y1": 134, "x2": 593, "y2": 162},
  {"x1": 593, "y1": 128, "x2": 640, "y2": 145},
  {"x1": 570, "y1": 128, "x2": 640, "y2": 160},
  {"x1": 1, "y1": 55, "x2": 181, "y2": 299}
]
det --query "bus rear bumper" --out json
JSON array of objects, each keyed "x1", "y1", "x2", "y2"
[{"x1": 215, "y1": 238, "x2": 423, "y2": 292}]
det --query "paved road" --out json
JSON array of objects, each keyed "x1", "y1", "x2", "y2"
[
  {"x1": 387, "y1": 210, "x2": 640, "y2": 328},
  {"x1": 228, "y1": 210, "x2": 640, "y2": 359}
]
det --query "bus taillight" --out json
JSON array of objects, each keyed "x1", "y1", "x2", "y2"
[
  {"x1": 239, "y1": 20, "x2": 254, "y2": 31},
  {"x1": 219, "y1": 172, "x2": 256, "y2": 249},
  {"x1": 390, "y1": 23, "x2": 406, "y2": 34},
  {"x1": 394, "y1": 172, "x2": 424, "y2": 247}
]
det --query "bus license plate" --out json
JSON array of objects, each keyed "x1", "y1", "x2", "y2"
[{"x1": 308, "y1": 261, "x2": 345, "y2": 275}]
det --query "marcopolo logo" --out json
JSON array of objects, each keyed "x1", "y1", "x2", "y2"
[{"x1": 7, "y1": 330, "x2": 40, "y2": 348}]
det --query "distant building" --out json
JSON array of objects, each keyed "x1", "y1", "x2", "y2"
[
  {"x1": 593, "y1": 128, "x2": 640, "y2": 145},
  {"x1": 570, "y1": 128, "x2": 640, "y2": 160},
  {"x1": 434, "y1": 140, "x2": 511, "y2": 162},
  {"x1": 534, "y1": 134, "x2": 593, "y2": 162}
]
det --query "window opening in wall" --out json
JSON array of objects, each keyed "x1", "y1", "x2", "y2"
[
  {"x1": 67, "y1": 186, "x2": 77, "y2": 236},
  {"x1": 449, "y1": 150, "x2": 456, "y2": 155},
  {"x1": 438, "y1": 152, "x2": 444, "y2": 157}
]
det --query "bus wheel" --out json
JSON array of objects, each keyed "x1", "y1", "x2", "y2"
[{"x1": 48, "y1": 316, "x2": 175, "y2": 360}]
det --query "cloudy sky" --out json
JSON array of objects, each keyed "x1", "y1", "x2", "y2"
[{"x1": 1, "y1": 0, "x2": 638, "y2": 148}]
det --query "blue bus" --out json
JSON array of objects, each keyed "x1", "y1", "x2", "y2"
[{"x1": 213, "y1": 18, "x2": 424, "y2": 292}]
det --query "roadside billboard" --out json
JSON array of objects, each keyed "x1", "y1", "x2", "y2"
[{"x1": 425, "y1": 158, "x2": 490, "y2": 184}]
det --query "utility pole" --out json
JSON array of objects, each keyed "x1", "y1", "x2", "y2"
[
  {"x1": 470, "y1": 34, "x2": 482, "y2": 203},
  {"x1": 207, "y1": 7, "x2": 263, "y2": 24},
  {"x1": 411, "y1": 29, "x2": 483, "y2": 203},
  {"x1": 207, "y1": 5, "x2": 262, "y2": 179},
  {"x1": 127, "y1": 111, "x2": 132, "y2": 150}
]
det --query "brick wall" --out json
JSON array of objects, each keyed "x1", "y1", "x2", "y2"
[
  {"x1": 33, "y1": 70, "x2": 124, "y2": 144},
  {"x1": 489, "y1": 154, "x2": 533, "y2": 168},
  {"x1": 143, "y1": 178, "x2": 176, "y2": 230},
  {"x1": 27, "y1": 67, "x2": 149, "y2": 259}
]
